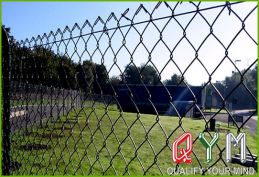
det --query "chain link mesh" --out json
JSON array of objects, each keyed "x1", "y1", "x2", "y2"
[{"x1": 3, "y1": 1, "x2": 258, "y2": 175}]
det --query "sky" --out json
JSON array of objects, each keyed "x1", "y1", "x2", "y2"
[{"x1": 2, "y1": 1, "x2": 258, "y2": 86}]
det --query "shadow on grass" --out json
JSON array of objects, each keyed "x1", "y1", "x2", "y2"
[
  {"x1": 19, "y1": 144, "x2": 51, "y2": 151},
  {"x1": 10, "y1": 161, "x2": 45, "y2": 173},
  {"x1": 41, "y1": 133, "x2": 65, "y2": 139},
  {"x1": 26, "y1": 131, "x2": 66, "y2": 139},
  {"x1": 53, "y1": 126, "x2": 72, "y2": 131},
  {"x1": 32, "y1": 162, "x2": 45, "y2": 168},
  {"x1": 10, "y1": 161, "x2": 22, "y2": 172}
]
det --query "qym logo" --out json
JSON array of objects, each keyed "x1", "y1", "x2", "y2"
[
  {"x1": 172, "y1": 132, "x2": 192, "y2": 164},
  {"x1": 171, "y1": 132, "x2": 247, "y2": 164}
]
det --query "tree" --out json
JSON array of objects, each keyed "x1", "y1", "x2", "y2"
[
  {"x1": 140, "y1": 65, "x2": 160, "y2": 85},
  {"x1": 246, "y1": 65, "x2": 257, "y2": 97},
  {"x1": 57, "y1": 56, "x2": 76, "y2": 89},
  {"x1": 7, "y1": 27, "x2": 116, "y2": 93},
  {"x1": 110, "y1": 76, "x2": 121, "y2": 87},
  {"x1": 11, "y1": 46, "x2": 61, "y2": 87},
  {"x1": 123, "y1": 64, "x2": 160, "y2": 85},
  {"x1": 93, "y1": 64, "x2": 109, "y2": 94},
  {"x1": 76, "y1": 61, "x2": 111, "y2": 94},
  {"x1": 77, "y1": 60, "x2": 95, "y2": 94},
  {"x1": 164, "y1": 74, "x2": 184, "y2": 85},
  {"x1": 204, "y1": 65, "x2": 257, "y2": 110},
  {"x1": 123, "y1": 65, "x2": 140, "y2": 84}
]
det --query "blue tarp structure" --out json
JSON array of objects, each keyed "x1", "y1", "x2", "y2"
[{"x1": 116, "y1": 85, "x2": 203, "y2": 117}]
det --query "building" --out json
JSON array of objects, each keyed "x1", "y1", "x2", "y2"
[{"x1": 116, "y1": 85, "x2": 203, "y2": 118}]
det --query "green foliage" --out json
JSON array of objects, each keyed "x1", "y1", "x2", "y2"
[
  {"x1": 10, "y1": 44, "x2": 110, "y2": 94},
  {"x1": 109, "y1": 76, "x2": 121, "y2": 87},
  {"x1": 93, "y1": 64, "x2": 109, "y2": 94},
  {"x1": 123, "y1": 64, "x2": 139, "y2": 84},
  {"x1": 77, "y1": 61, "x2": 95, "y2": 93},
  {"x1": 205, "y1": 66, "x2": 257, "y2": 110},
  {"x1": 57, "y1": 56, "x2": 77, "y2": 89},
  {"x1": 164, "y1": 74, "x2": 185, "y2": 85},
  {"x1": 123, "y1": 64, "x2": 160, "y2": 85}
]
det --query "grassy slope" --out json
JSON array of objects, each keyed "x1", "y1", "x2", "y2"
[{"x1": 10, "y1": 103, "x2": 257, "y2": 175}]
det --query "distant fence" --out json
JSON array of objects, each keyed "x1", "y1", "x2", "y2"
[
  {"x1": 10, "y1": 81, "x2": 83, "y2": 108},
  {"x1": 10, "y1": 81, "x2": 117, "y2": 121}
]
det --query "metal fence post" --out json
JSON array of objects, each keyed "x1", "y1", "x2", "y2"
[
  {"x1": 40, "y1": 84, "x2": 43, "y2": 128},
  {"x1": 50, "y1": 85, "x2": 53, "y2": 122},
  {"x1": 62, "y1": 88, "x2": 65, "y2": 116},
  {"x1": 2, "y1": 26, "x2": 11, "y2": 175},
  {"x1": 25, "y1": 82, "x2": 29, "y2": 134}
]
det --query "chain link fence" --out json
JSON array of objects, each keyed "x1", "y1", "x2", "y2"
[{"x1": 2, "y1": 1, "x2": 258, "y2": 175}]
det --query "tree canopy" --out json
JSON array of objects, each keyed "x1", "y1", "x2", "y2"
[
  {"x1": 10, "y1": 43, "x2": 110, "y2": 94},
  {"x1": 164, "y1": 74, "x2": 185, "y2": 85},
  {"x1": 204, "y1": 66, "x2": 257, "y2": 110},
  {"x1": 123, "y1": 64, "x2": 160, "y2": 85}
]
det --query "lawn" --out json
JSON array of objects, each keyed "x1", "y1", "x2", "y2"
[{"x1": 10, "y1": 102, "x2": 257, "y2": 175}]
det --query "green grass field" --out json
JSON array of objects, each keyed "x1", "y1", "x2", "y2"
[{"x1": 10, "y1": 102, "x2": 257, "y2": 175}]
